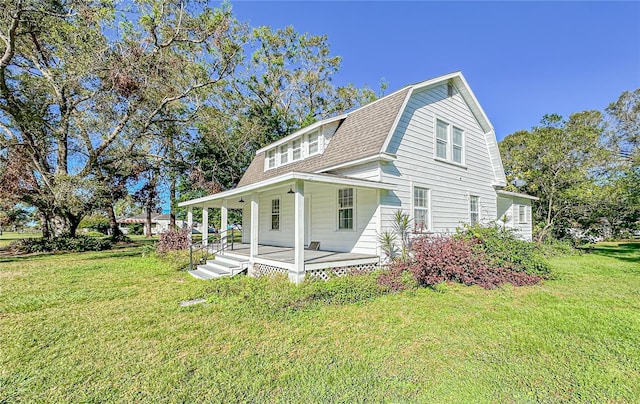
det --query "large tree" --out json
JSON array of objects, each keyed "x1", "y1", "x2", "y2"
[
  {"x1": 185, "y1": 25, "x2": 380, "y2": 196},
  {"x1": 499, "y1": 112, "x2": 610, "y2": 241},
  {"x1": 0, "y1": 0, "x2": 242, "y2": 237}
]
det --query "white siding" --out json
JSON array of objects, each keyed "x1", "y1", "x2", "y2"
[
  {"x1": 241, "y1": 182, "x2": 379, "y2": 255},
  {"x1": 497, "y1": 196, "x2": 533, "y2": 241},
  {"x1": 330, "y1": 162, "x2": 381, "y2": 181},
  {"x1": 381, "y1": 83, "x2": 499, "y2": 233}
]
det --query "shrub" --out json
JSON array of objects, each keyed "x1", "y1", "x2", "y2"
[
  {"x1": 10, "y1": 234, "x2": 112, "y2": 253},
  {"x1": 157, "y1": 229, "x2": 190, "y2": 254},
  {"x1": 456, "y1": 223, "x2": 551, "y2": 277},
  {"x1": 391, "y1": 235, "x2": 542, "y2": 290}
]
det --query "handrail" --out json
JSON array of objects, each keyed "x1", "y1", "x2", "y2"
[{"x1": 188, "y1": 227, "x2": 237, "y2": 271}]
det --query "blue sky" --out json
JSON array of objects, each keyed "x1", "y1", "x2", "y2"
[{"x1": 231, "y1": 1, "x2": 640, "y2": 140}]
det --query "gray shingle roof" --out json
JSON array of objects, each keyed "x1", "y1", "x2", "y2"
[{"x1": 237, "y1": 87, "x2": 410, "y2": 187}]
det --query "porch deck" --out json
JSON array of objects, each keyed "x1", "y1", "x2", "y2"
[{"x1": 223, "y1": 243, "x2": 379, "y2": 266}]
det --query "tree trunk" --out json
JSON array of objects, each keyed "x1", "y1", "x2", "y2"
[
  {"x1": 40, "y1": 211, "x2": 51, "y2": 239},
  {"x1": 169, "y1": 175, "x2": 176, "y2": 230},
  {"x1": 145, "y1": 207, "x2": 152, "y2": 238},
  {"x1": 107, "y1": 203, "x2": 122, "y2": 239}
]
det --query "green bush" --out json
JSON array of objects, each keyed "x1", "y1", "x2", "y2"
[
  {"x1": 455, "y1": 223, "x2": 552, "y2": 277},
  {"x1": 203, "y1": 272, "x2": 386, "y2": 317},
  {"x1": 10, "y1": 234, "x2": 112, "y2": 253}
]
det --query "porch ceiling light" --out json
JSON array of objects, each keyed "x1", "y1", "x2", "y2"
[
  {"x1": 287, "y1": 186, "x2": 295, "y2": 194},
  {"x1": 238, "y1": 197, "x2": 244, "y2": 203}
]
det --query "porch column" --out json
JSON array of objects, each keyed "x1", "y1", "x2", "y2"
[
  {"x1": 221, "y1": 200, "x2": 228, "y2": 252},
  {"x1": 187, "y1": 207, "x2": 193, "y2": 243},
  {"x1": 291, "y1": 180, "x2": 305, "y2": 283},
  {"x1": 201, "y1": 206, "x2": 208, "y2": 246},
  {"x1": 250, "y1": 193, "x2": 259, "y2": 259}
]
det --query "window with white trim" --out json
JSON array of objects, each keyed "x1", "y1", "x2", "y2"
[
  {"x1": 308, "y1": 132, "x2": 319, "y2": 155},
  {"x1": 436, "y1": 120, "x2": 448, "y2": 159},
  {"x1": 337, "y1": 188, "x2": 354, "y2": 230},
  {"x1": 435, "y1": 119, "x2": 464, "y2": 164},
  {"x1": 279, "y1": 144, "x2": 288, "y2": 165},
  {"x1": 292, "y1": 139, "x2": 301, "y2": 161},
  {"x1": 266, "y1": 150, "x2": 276, "y2": 169},
  {"x1": 518, "y1": 205, "x2": 527, "y2": 223},
  {"x1": 452, "y1": 127, "x2": 463, "y2": 164},
  {"x1": 470, "y1": 195, "x2": 479, "y2": 225},
  {"x1": 413, "y1": 186, "x2": 429, "y2": 231},
  {"x1": 271, "y1": 198, "x2": 280, "y2": 230}
]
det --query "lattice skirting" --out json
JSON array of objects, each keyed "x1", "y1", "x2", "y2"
[
  {"x1": 253, "y1": 263, "x2": 289, "y2": 277},
  {"x1": 305, "y1": 262, "x2": 379, "y2": 282}
]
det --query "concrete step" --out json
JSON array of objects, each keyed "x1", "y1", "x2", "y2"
[
  {"x1": 215, "y1": 254, "x2": 249, "y2": 266},
  {"x1": 205, "y1": 259, "x2": 240, "y2": 270},
  {"x1": 221, "y1": 252, "x2": 250, "y2": 262},
  {"x1": 188, "y1": 269, "x2": 217, "y2": 280},
  {"x1": 197, "y1": 264, "x2": 232, "y2": 278}
]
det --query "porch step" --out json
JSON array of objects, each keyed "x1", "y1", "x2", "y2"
[
  {"x1": 215, "y1": 253, "x2": 249, "y2": 266},
  {"x1": 188, "y1": 268, "x2": 217, "y2": 280},
  {"x1": 191, "y1": 253, "x2": 248, "y2": 280}
]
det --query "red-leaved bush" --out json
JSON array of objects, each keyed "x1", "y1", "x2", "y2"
[
  {"x1": 157, "y1": 229, "x2": 190, "y2": 254},
  {"x1": 383, "y1": 235, "x2": 541, "y2": 290}
]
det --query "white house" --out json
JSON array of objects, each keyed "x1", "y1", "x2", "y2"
[{"x1": 179, "y1": 71, "x2": 537, "y2": 282}]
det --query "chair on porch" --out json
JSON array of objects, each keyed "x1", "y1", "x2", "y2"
[{"x1": 306, "y1": 241, "x2": 320, "y2": 251}]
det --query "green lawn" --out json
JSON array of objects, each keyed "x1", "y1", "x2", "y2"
[
  {"x1": 0, "y1": 231, "x2": 41, "y2": 248},
  {"x1": 1, "y1": 243, "x2": 638, "y2": 402}
]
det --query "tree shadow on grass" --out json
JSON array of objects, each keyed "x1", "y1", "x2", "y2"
[
  {"x1": 588, "y1": 242, "x2": 640, "y2": 265},
  {"x1": 0, "y1": 244, "x2": 146, "y2": 264}
]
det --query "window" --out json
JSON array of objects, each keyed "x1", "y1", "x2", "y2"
[
  {"x1": 413, "y1": 187, "x2": 429, "y2": 231},
  {"x1": 337, "y1": 188, "x2": 354, "y2": 230},
  {"x1": 266, "y1": 150, "x2": 276, "y2": 169},
  {"x1": 279, "y1": 144, "x2": 288, "y2": 165},
  {"x1": 271, "y1": 199, "x2": 280, "y2": 230},
  {"x1": 436, "y1": 120, "x2": 448, "y2": 159},
  {"x1": 518, "y1": 205, "x2": 527, "y2": 223},
  {"x1": 452, "y1": 127, "x2": 463, "y2": 164},
  {"x1": 435, "y1": 119, "x2": 464, "y2": 164},
  {"x1": 470, "y1": 196, "x2": 479, "y2": 225},
  {"x1": 292, "y1": 139, "x2": 301, "y2": 161},
  {"x1": 308, "y1": 132, "x2": 319, "y2": 155}
]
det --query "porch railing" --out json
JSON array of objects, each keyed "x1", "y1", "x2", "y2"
[{"x1": 188, "y1": 228, "x2": 236, "y2": 271}]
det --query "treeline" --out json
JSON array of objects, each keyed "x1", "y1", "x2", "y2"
[
  {"x1": 0, "y1": 1, "x2": 381, "y2": 239},
  {"x1": 499, "y1": 89, "x2": 640, "y2": 242}
]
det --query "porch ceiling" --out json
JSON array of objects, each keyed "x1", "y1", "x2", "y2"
[{"x1": 178, "y1": 171, "x2": 395, "y2": 208}]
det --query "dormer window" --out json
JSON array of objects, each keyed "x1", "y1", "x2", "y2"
[
  {"x1": 267, "y1": 150, "x2": 276, "y2": 169},
  {"x1": 279, "y1": 144, "x2": 289, "y2": 165},
  {"x1": 308, "y1": 132, "x2": 319, "y2": 155},
  {"x1": 292, "y1": 139, "x2": 301, "y2": 161}
]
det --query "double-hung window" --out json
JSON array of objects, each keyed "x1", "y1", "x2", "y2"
[
  {"x1": 413, "y1": 187, "x2": 429, "y2": 231},
  {"x1": 337, "y1": 188, "x2": 354, "y2": 230},
  {"x1": 308, "y1": 132, "x2": 319, "y2": 155},
  {"x1": 436, "y1": 120, "x2": 448, "y2": 159},
  {"x1": 435, "y1": 119, "x2": 464, "y2": 164},
  {"x1": 266, "y1": 150, "x2": 276, "y2": 169},
  {"x1": 518, "y1": 205, "x2": 527, "y2": 223},
  {"x1": 470, "y1": 196, "x2": 479, "y2": 225},
  {"x1": 452, "y1": 127, "x2": 463, "y2": 164},
  {"x1": 279, "y1": 144, "x2": 289, "y2": 165},
  {"x1": 292, "y1": 139, "x2": 302, "y2": 161},
  {"x1": 271, "y1": 199, "x2": 280, "y2": 230}
]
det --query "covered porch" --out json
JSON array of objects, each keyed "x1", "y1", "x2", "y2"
[{"x1": 178, "y1": 172, "x2": 394, "y2": 282}]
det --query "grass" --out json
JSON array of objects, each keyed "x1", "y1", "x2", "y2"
[
  {"x1": 0, "y1": 242, "x2": 639, "y2": 402},
  {"x1": 0, "y1": 231, "x2": 41, "y2": 248}
]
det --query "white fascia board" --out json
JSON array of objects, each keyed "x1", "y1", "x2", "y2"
[
  {"x1": 314, "y1": 153, "x2": 396, "y2": 173},
  {"x1": 178, "y1": 172, "x2": 395, "y2": 207},
  {"x1": 255, "y1": 114, "x2": 347, "y2": 155},
  {"x1": 496, "y1": 190, "x2": 539, "y2": 201}
]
